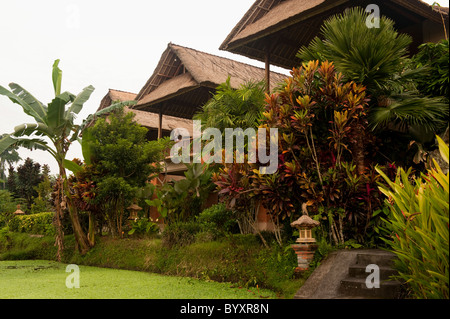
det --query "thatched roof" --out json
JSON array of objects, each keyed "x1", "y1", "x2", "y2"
[
  {"x1": 129, "y1": 107, "x2": 193, "y2": 135},
  {"x1": 133, "y1": 43, "x2": 287, "y2": 119},
  {"x1": 97, "y1": 89, "x2": 193, "y2": 135},
  {"x1": 291, "y1": 215, "x2": 320, "y2": 228},
  {"x1": 98, "y1": 89, "x2": 137, "y2": 111},
  {"x1": 127, "y1": 203, "x2": 142, "y2": 211},
  {"x1": 220, "y1": 0, "x2": 449, "y2": 69}
]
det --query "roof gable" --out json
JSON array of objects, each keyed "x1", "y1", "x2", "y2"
[
  {"x1": 98, "y1": 89, "x2": 137, "y2": 111},
  {"x1": 135, "y1": 43, "x2": 287, "y2": 102},
  {"x1": 96, "y1": 88, "x2": 192, "y2": 133}
]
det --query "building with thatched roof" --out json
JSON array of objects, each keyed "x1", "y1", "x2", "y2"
[
  {"x1": 97, "y1": 44, "x2": 287, "y2": 176},
  {"x1": 98, "y1": 89, "x2": 193, "y2": 141},
  {"x1": 133, "y1": 43, "x2": 287, "y2": 132},
  {"x1": 220, "y1": 0, "x2": 449, "y2": 72},
  {"x1": 98, "y1": 44, "x2": 287, "y2": 140},
  {"x1": 95, "y1": 44, "x2": 289, "y2": 223}
]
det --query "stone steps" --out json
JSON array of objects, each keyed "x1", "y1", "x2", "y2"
[
  {"x1": 338, "y1": 250, "x2": 403, "y2": 299},
  {"x1": 294, "y1": 249, "x2": 404, "y2": 299},
  {"x1": 354, "y1": 251, "x2": 397, "y2": 267},
  {"x1": 348, "y1": 264, "x2": 398, "y2": 280},
  {"x1": 339, "y1": 277, "x2": 402, "y2": 299}
]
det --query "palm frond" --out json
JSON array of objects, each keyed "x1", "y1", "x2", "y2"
[
  {"x1": 80, "y1": 100, "x2": 137, "y2": 132},
  {"x1": 52, "y1": 59, "x2": 62, "y2": 96},
  {"x1": 369, "y1": 95, "x2": 449, "y2": 132},
  {"x1": 0, "y1": 85, "x2": 47, "y2": 124},
  {"x1": 194, "y1": 79, "x2": 265, "y2": 132},
  {"x1": 12, "y1": 123, "x2": 54, "y2": 139},
  {"x1": 0, "y1": 134, "x2": 54, "y2": 156},
  {"x1": 297, "y1": 7, "x2": 412, "y2": 91},
  {"x1": 67, "y1": 85, "x2": 95, "y2": 117},
  {"x1": 47, "y1": 91, "x2": 73, "y2": 130},
  {"x1": 9, "y1": 83, "x2": 50, "y2": 124}
]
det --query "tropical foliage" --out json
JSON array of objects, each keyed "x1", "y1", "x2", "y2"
[
  {"x1": 212, "y1": 60, "x2": 392, "y2": 247},
  {"x1": 377, "y1": 137, "x2": 449, "y2": 299},
  {"x1": 0, "y1": 190, "x2": 26, "y2": 228},
  {"x1": 412, "y1": 39, "x2": 449, "y2": 100},
  {"x1": 148, "y1": 163, "x2": 215, "y2": 224},
  {"x1": 0, "y1": 60, "x2": 136, "y2": 257},
  {"x1": 128, "y1": 218, "x2": 159, "y2": 237},
  {"x1": 194, "y1": 78, "x2": 266, "y2": 132},
  {"x1": 67, "y1": 109, "x2": 170, "y2": 239},
  {"x1": 0, "y1": 5, "x2": 448, "y2": 300},
  {"x1": 212, "y1": 158, "x2": 262, "y2": 238},
  {"x1": 297, "y1": 7, "x2": 448, "y2": 148},
  {"x1": 297, "y1": 7, "x2": 412, "y2": 97},
  {"x1": 193, "y1": 79, "x2": 266, "y2": 238}
]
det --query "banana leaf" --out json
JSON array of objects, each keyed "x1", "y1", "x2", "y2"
[{"x1": 64, "y1": 159, "x2": 83, "y2": 174}]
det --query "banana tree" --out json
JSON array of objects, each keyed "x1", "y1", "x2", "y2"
[{"x1": 0, "y1": 59, "x2": 136, "y2": 257}]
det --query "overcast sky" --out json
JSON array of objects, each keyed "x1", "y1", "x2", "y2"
[{"x1": 1, "y1": 0, "x2": 448, "y2": 175}]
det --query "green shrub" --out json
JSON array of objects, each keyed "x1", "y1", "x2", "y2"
[
  {"x1": 376, "y1": 136, "x2": 449, "y2": 299},
  {"x1": 128, "y1": 218, "x2": 159, "y2": 237},
  {"x1": 227, "y1": 233, "x2": 259, "y2": 247},
  {"x1": 0, "y1": 231, "x2": 58, "y2": 261},
  {"x1": 161, "y1": 221, "x2": 203, "y2": 247},
  {"x1": 0, "y1": 191, "x2": 26, "y2": 228},
  {"x1": 8, "y1": 212, "x2": 55, "y2": 236},
  {"x1": 194, "y1": 230, "x2": 217, "y2": 243},
  {"x1": 196, "y1": 203, "x2": 237, "y2": 234},
  {"x1": 0, "y1": 227, "x2": 12, "y2": 251},
  {"x1": 412, "y1": 39, "x2": 449, "y2": 100},
  {"x1": 254, "y1": 244, "x2": 297, "y2": 290},
  {"x1": 0, "y1": 211, "x2": 14, "y2": 230}
]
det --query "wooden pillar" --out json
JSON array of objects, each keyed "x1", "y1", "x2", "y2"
[
  {"x1": 265, "y1": 48, "x2": 271, "y2": 94},
  {"x1": 158, "y1": 108, "x2": 163, "y2": 139}
]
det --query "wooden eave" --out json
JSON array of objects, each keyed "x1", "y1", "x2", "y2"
[{"x1": 220, "y1": 0, "x2": 449, "y2": 69}]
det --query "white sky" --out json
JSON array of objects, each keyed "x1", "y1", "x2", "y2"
[{"x1": 1, "y1": 0, "x2": 448, "y2": 175}]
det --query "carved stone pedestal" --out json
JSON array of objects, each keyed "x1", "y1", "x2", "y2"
[{"x1": 291, "y1": 243, "x2": 318, "y2": 272}]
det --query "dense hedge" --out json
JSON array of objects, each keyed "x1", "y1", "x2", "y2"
[{"x1": 8, "y1": 212, "x2": 55, "y2": 236}]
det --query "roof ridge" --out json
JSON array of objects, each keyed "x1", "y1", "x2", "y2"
[
  {"x1": 169, "y1": 42, "x2": 287, "y2": 77},
  {"x1": 135, "y1": 42, "x2": 289, "y2": 102},
  {"x1": 220, "y1": 0, "x2": 283, "y2": 51},
  {"x1": 108, "y1": 88, "x2": 137, "y2": 95}
]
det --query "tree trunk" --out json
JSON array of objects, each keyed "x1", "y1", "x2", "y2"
[
  {"x1": 352, "y1": 124, "x2": 366, "y2": 176},
  {"x1": 66, "y1": 193, "x2": 91, "y2": 254},
  {"x1": 54, "y1": 177, "x2": 64, "y2": 262},
  {"x1": 59, "y1": 163, "x2": 92, "y2": 255},
  {"x1": 88, "y1": 212, "x2": 95, "y2": 246}
]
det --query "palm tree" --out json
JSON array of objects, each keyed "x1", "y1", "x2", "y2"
[
  {"x1": 297, "y1": 7, "x2": 448, "y2": 139},
  {"x1": 194, "y1": 78, "x2": 266, "y2": 132},
  {"x1": 0, "y1": 60, "x2": 135, "y2": 257}
]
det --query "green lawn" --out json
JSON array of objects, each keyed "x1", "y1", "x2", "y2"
[{"x1": 0, "y1": 260, "x2": 277, "y2": 299}]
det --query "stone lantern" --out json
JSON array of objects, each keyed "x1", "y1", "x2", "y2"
[
  {"x1": 291, "y1": 215, "x2": 320, "y2": 244},
  {"x1": 14, "y1": 205, "x2": 25, "y2": 215},
  {"x1": 127, "y1": 203, "x2": 142, "y2": 221},
  {"x1": 291, "y1": 214, "x2": 320, "y2": 272}
]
